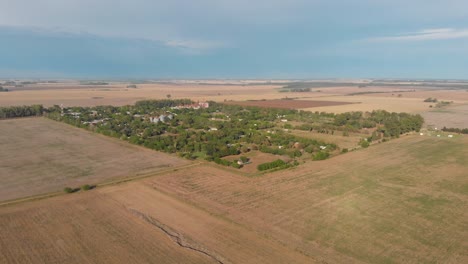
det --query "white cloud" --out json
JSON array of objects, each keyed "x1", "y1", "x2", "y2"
[{"x1": 368, "y1": 28, "x2": 468, "y2": 42}]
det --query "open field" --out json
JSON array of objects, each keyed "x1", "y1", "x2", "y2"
[
  {"x1": 422, "y1": 104, "x2": 468, "y2": 129},
  {"x1": 1, "y1": 134, "x2": 467, "y2": 263},
  {"x1": 223, "y1": 99, "x2": 354, "y2": 109},
  {"x1": 0, "y1": 117, "x2": 188, "y2": 201},
  {"x1": 0, "y1": 192, "x2": 215, "y2": 264},
  {"x1": 149, "y1": 135, "x2": 468, "y2": 263},
  {"x1": 299, "y1": 95, "x2": 432, "y2": 114},
  {"x1": 0, "y1": 179, "x2": 313, "y2": 264}
]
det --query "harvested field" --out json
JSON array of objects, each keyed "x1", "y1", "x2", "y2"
[
  {"x1": 1, "y1": 134, "x2": 467, "y2": 263},
  {"x1": 0, "y1": 192, "x2": 214, "y2": 264},
  {"x1": 0, "y1": 117, "x2": 188, "y2": 201},
  {"x1": 301, "y1": 95, "x2": 431, "y2": 113},
  {"x1": 223, "y1": 99, "x2": 354, "y2": 109},
  {"x1": 148, "y1": 135, "x2": 468, "y2": 263},
  {"x1": 0, "y1": 181, "x2": 313, "y2": 264}
]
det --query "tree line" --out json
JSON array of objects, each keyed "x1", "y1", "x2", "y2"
[
  {"x1": 0, "y1": 105, "x2": 44, "y2": 119},
  {"x1": 441, "y1": 127, "x2": 468, "y2": 134}
]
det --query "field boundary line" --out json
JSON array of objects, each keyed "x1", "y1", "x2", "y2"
[
  {"x1": 0, "y1": 162, "x2": 204, "y2": 208},
  {"x1": 0, "y1": 191, "x2": 63, "y2": 207}
]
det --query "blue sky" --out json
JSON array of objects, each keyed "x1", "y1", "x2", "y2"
[{"x1": 1, "y1": 0, "x2": 468, "y2": 79}]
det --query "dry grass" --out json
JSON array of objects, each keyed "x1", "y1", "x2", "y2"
[{"x1": 0, "y1": 118, "x2": 188, "y2": 201}]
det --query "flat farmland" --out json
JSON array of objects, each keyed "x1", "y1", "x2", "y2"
[
  {"x1": 0, "y1": 179, "x2": 313, "y2": 264},
  {"x1": 0, "y1": 192, "x2": 214, "y2": 264},
  {"x1": 1, "y1": 81, "x2": 468, "y2": 115},
  {"x1": 1, "y1": 134, "x2": 467, "y2": 263},
  {"x1": 0, "y1": 118, "x2": 188, "y2": 201},
  {"x1": 223, "y1": 99, "x2": 354, "y2": 109},
  {"x1": 149, "y1": 135, "x2": 468, "y2": 263}
]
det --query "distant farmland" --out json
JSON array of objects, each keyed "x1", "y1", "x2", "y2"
[
  {"x1": 223, "y1": 99, "x2": 354, "y2": 109},
  {"x1": 0, "y1": 118, "x2": 189, "y2": 201}
]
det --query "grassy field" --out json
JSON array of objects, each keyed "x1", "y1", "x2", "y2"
[
  {"x1": 0, "y1": 118, "x2": 188, "y2": 201},
  {"x1": 1, "y1": 134, "x2": 466, "y2": 263}
]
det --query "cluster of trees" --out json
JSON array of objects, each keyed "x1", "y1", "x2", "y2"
[
  {"x1": 80, "y1": 81, "x2": 108, "y2": 85},
  {"x1": 279, "y1": 87, "x2": 311, "y2": 93},
  {"x1": 135, "y1": 99, "x2": 192, "y2": 110},
  {"x1": 64, "y1": 184, "x2": 93, "y2": 193},
  {"x1": 292, "y1": 110, "x2": 423, "y2": 139},
  {"x1": 0, "y1": 86, "x2": 9, "y2": 92},
  {"x1": 45, "y1": 100, "x2": 337, "y2": 167},
  {"x1": 435, "y1": 101, "x2": 452, "y2": 108},
  {"x1": 313, "y1": 151, "x2": 330, "y2": 160},
  {"x1": 333, "y1": 110, "x2": 424, "y2": 137},
  {"x1": 424, "y1": 97, "x2": 438, "y2": 103},
  {"x1": 214, "y1": 158, "x2": 242, "y2": 169},
  {"x1": 441, "y1": 127, "x2": 468, "y2": 134},
  {"x1": 0, "y1": 105, "x2": 44, "y2": 119},
  {"x1": 257, "y1": 159, "x2": 290, "y2": 171}
]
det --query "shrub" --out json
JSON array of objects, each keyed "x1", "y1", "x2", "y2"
[
  {"x1": 360, "y1": 139, "x2": 370, "y2": 148},
  {"x1": 64, "y1": 187, "x2": 74, "y2": 193},
  {"x1": 257, "y1": 159, "x2": 288, "y2": 171},
  {"x1": 313, "y1": 151, "x2": 330, "y2": 160},
  {"x1": 341, "y1": 148, "x2": 349, "y2": 153},
  {"x1": 424, "y1": 97, "x2": 437, "y2": 103},
  {"x1": 81, "y1": 184, "x2": 92, "y2": 191},
  {"x1": 240, "y1": 156, "x2": 249, "y2": 163}
]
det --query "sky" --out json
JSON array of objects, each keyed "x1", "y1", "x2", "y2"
[{"x1": 1, "y1": 0, "x2": 468, "y2": 79}]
